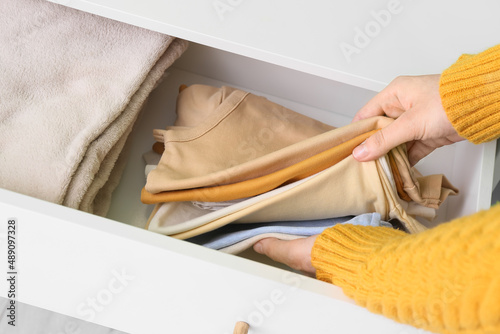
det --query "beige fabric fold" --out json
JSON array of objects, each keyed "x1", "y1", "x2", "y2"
[
  {"x1": 146, "y1": 84, "x2": 336, "y2": 193},
  {"x1": 146, "y1": 117, "x2": 457, "y2": 210},
  {"x1": 143, "y1": 85, "x2": 458, "y2": 238},
  {"x1": 141, "y1": 130, "x2": 376, "y2": 204},
  {"x1": 389, "y1": 146, "x2": 459, "y2": 209},
  {"x1": 150, "y1": 155, "x2": 427, "y2": 240},
  {"x1": 147, "y1": 172, "x2": 316, "y2": 235},
  {"x1": 65, "y1": 39, "x2": 188, "y2": 214},
  {"x1": 146, "y1": 84, "x2": 457, "y2": 210}
]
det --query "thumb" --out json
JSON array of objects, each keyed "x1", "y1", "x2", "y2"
[{"x1": 352, "y1": 123, "x2": 411, "y2": 162}]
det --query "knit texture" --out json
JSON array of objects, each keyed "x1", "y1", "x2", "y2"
[
  {"x1": 311, "y1": 204, "x2": 500, "y2": 334},
  {"x1": 439, "y1": 44, "x2": 500, "y2": 144}
]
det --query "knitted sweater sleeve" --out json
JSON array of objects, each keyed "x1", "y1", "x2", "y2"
[
  {"x1": 311, "y1": 205, "x2": 500, "y2": 334},
  {"x1": 311, "y1": 45, "x2": 500, "y2": 334},
  {"x1": 439, "y1": 44, "x2": 500, "y2": 143}
]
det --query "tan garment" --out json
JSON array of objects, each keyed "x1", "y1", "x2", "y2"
[
  {"x1": 146, "y1": 84, "x2": 336, "y2": 193},
  {"x1": 141, "y1": 130, "x2": 377, "y2": 204},
  {"x1": 389, "y1": 146, "x2": 459, "y2": 209},
  {"x1": 149, "y1": 149, "x2": 457, "y2": 238},
  {"x1": 147, "y1": 85, "x2": 337, "y2": 193},
  {"x1": 165, "y1": 155, "x2": 427, "y2": 239},
  {"x1": 144, "y1": 119, "x2": 457, "y2": 209},
  {"x1": 146, "y1": 172, "x2": 316, "y2": 235},
  {"x1": 144, "y1": 85, "x2": 458, "y2": 235}
]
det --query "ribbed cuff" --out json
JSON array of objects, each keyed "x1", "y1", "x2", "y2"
[
  {"x1": 439, "y1": 44, "x2": 500, "y2": 144},
  {"x1": 312, "y1": 206, "x2": 500, "y2": 334},
  {"x1": 311, "y1": 224, "x2": 406, "y2": 298}
]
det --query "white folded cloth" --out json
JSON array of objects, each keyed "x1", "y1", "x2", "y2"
[{"x1": 0, "y1": 0, "x2": 188, "y2": 215}]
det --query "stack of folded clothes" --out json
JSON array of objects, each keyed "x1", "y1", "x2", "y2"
[
  {"x1": 0, "y1": 0, "x2": 188, "y2": 215},
  {"x1": 141, "y1": 84, "x2": 459, "y2": 254}
]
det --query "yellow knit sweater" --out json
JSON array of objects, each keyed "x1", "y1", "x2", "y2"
[{"x1": 311, "y1": 44, "x2": 500, "y2": 334}]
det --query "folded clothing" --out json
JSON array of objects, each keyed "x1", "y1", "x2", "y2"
[
  {"x1": 146, "y1": 173, "x2": 317, "y2": 235},
  {"x1": 186, "y1": 213, "x2": 393, "y2": 254},
  {"x1": 0, "y1": 0, "x2": 188, "y2": 215},
  {"x1": 143, "y1": 143, "x2": 455, "y2": 236},
  {"x1": 143, "y1": 85, "x2": 458, "y2": 237},
  {"x1": 146, "y1": 84, "x2": 336, "y2": 193},
  {"x1": 144, "y1": 85, "x2": 458, "y2": 210},
  {"x1": 151, "y1": 154, "x2": 429, "y2": 239},
  {"x1": 141, "y1": 130, "x2": 377, "y2": 204}
]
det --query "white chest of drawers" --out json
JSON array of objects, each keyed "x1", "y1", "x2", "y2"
[{"x1": 1, "y1": 1, "x2": 499, "y2": 333}]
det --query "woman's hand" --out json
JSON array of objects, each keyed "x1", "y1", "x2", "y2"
[
  {"x1": 352, "y1": 75, "x2": 464, "y2": 166},
  {"x1": 253, "y1": 235, "x2": 318, "y2": 277},
  {"x1": 253, "y1": 75, "x2": 465, "y2": 275}
]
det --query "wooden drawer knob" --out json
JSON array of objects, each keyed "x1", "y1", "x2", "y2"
[{"x1": 233, "y1": 321, "x2": 249, "y2": 334}]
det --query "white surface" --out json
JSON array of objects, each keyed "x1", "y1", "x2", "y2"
[
  {"x1": 49, "y1": 0, "x2": 500, "y2": 91},
  {"x1": 0, "y1": 189, "x2": 429, "y2": 334}
]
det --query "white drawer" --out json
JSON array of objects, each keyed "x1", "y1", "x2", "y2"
[{"x1": 1, "y1": 1, "x2": 499, "y2": 333}]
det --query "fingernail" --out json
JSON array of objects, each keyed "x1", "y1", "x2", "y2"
[
  {"x1": 353, "y1": 143, "x2": 368, "y2": 159},
  {"x1": 254, "y1": 242, "x2": 263, "y2": 254}
]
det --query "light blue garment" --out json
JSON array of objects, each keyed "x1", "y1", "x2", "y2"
[{"x1": 186, "y1": 213, "x2": 392, "y2": 250}]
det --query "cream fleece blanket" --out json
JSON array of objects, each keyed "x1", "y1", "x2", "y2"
[{"x1": 0, "y1": 0, "x2": 188, "y2": 215}]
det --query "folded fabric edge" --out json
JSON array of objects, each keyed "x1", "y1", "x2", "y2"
[{"x1": 64, "y1": 38, "x2": 189, "y2": 214}]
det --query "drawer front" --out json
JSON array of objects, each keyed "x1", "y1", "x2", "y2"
[{"x1": 0, "y1": 189, "x2": 427, "y2": 333}]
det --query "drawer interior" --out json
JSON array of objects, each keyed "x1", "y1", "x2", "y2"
[{"x1": 105, "y1": 42, "x2": 494, "y2": 269}]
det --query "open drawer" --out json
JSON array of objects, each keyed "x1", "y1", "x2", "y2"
[{"x1": 1, "y1": 1, "x2": 499, "y2": 333}]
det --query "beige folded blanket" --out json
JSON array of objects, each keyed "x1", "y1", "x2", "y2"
[{"x1": 0, "y1": 0, "x2": 188, "y2": 214}]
